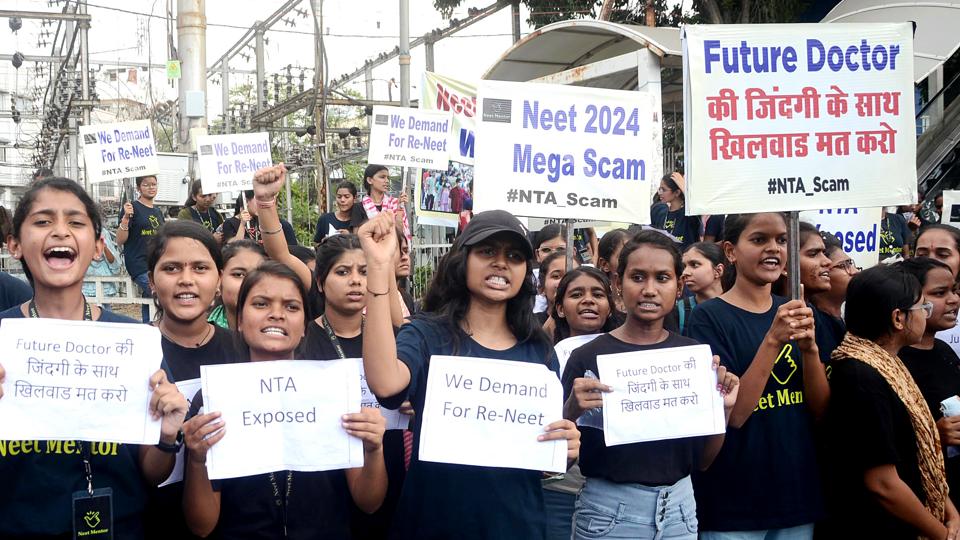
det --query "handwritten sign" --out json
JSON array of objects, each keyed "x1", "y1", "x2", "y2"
[
  {"x1": 350, "y1": 358, "x2": 409, "y2": 431},
  {"x1": 0, "y1": 318, "x2": 162, "y2": 443},
  {"x1": 473, "y1": 80, "x2": 657, "y2": 224},
  {"x1": 201, "y1": 359, "x2": 363, "y2": 480},
  {"x1": 597, "y1": 344, "x2": 724, "y2": 445},
  {"x1": 196, "y1": 132, "x2": 272, "y2": 194},
  {"x1": 418, "y1": 356, "x2": 567, "y2": 473},
  {"x1": 367, "y1": 105, "x2": 453, "y2": 169},
  {"x1": 80, "y1": 120, "x2": 160, "y2": 183},
  {"x1": 800, "y1": 207, "x2": 882, "y2": 270},
  {"x1": 682, "y1": 23, "x2": 916, "y2": 214}
]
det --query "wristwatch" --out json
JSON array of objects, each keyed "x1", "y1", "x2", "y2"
[{"x1": 155, "y1": 429, "x2": 185, "y2": 453}]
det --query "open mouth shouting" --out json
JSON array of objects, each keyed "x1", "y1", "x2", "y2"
[
  {"x1": 760, "y1": 256, "x2": 782, "y2": 271},
  {"x1": 43, "y1": 246, "x2": 77, "y2": 269},
  {"x1": 485, "y1": 274, "x2": 510, "y2": 290},
  {"x1": 261, "y1": 326, "x2": 289, "y2": 338}
]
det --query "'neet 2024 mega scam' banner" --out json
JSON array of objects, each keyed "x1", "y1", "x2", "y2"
[
  {"x1": 683, "y1": 23, "x2": 917, "y2": 214},
  {"x1": 197, "y1": 132, "x2": 272, "y2": 194},
  {"x1": 474, "y1": 80, "x2": 658, "y2": 224},
  {"x1": 417, "y1": 72, "x2": 478, "y2": 227},
  {"x1": 80, "y1": 120, "x2": 160, "y2": 183}
]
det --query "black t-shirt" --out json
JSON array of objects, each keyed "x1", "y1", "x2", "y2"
[
  {"x1": 813, "y1": 306, "x2": 845, "y2": 366},
  {"x1": 880, "y1": 213, "x2": 911, "y2": 261},
  {"x1": 650, "y1": 202, "x2": 701, "y2": 248},
  {"x1": 0, "y1": 306, "x2": 147, "y2": 539},
  {"x1": 298, "y1": 320, "x2": 407, "y2": 540},
  {"x1": 385, "y1": 317, "x2": 558, "y2": 540},
  {"x1": 823, "y1": 358, "x2": 924, "y2": 539},
  {"x1": 313, "y1": 212, "x2": 352, "y2": 243},
  {"x1": 0, "y1": 271, "x2": 32, "y2": 312},
  {"x1": 686, "y1": 296, "x2": 824, "y2": 530},
  {"x1": 144, "y1": 325, "x2": 240, "y2": 540},
  {"x1": 562, "y1": 332, "x2": 706, "y2": 485},
  {"x1": 221, "y1": 216, "x2": 299, "y2": 246},
  {"x1": 121, "y1": 200, "x2": 165, "y2": 277},
  {"x1": 704, "y1": 214, "x2": 725, "y2": 240},
  {"x1": 900, "y1": 339, "x2": 960, "y2": 505},
  {"x1": 181, "y1": 206, "x2": 224, "y2": 233}
]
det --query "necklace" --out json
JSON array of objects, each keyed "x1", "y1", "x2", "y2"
[{"x1": 158, "y1": 320, "x2": 214, "y2": 348}]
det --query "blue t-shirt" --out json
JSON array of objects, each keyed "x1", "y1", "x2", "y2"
[
  {"x1": 686, "y1": 296, "x2": 824, "y2": 531},
  {"x1": 121, "y1": 200, "x2": 165, "y2": 277},
  {"x1": 0, "y1": 305, "x2": 147, "y2": 539},
  {"x1": 0, "y1": 271, "x2": 32, "y2": 312},
  {"x1": 650, "y1": 203, "x2": 701, "y2": 248},
  {"x1": 383, "y1": 317, "x2": 558, "y2": 540}
]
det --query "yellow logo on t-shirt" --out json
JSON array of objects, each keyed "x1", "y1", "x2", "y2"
[
  {"x1": 754, "y1": 344, "x2": 804, "y2": 412},
  {"x1": 771, "y1": 344, "x2": 798, "y2": 385}
]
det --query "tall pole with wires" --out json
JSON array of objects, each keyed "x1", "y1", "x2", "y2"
[{"x1": 311, "y1": 0, "x2": 328, "y2": 214}]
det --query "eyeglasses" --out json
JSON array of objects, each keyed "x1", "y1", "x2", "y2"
[
  {"x1": 908, "y1": 301, "x2": 934, "y2": 319},
  {"x1": 829, "y1": 259, "x2": 861, "y2": 274}
]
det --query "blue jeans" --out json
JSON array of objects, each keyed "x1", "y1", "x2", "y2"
[
  {"x1": 543, "y1": 488, "x2": 576, "y2": 540},
  {"x1": 573, "y1": 476, "x2": 697, "y2": 539},
  {"x1": 132, "y1": 272, "x2": 151, "y2": 323},
  {"x1": 699, "y1": 524, "x2": 814, "y2": 540}
]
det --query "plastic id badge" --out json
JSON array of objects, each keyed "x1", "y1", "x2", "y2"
[{"x1": 72, "y1": 488, "x2": 113, "y2": 540}]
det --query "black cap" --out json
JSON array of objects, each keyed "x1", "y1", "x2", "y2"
[{"x1": 458, "y1": 210, "x2": 533, "y2": 258}]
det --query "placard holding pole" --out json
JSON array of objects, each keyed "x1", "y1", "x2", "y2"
[
  {"x1": 80, "y1": 119, "x2": 160, "y2": 183},
  {"x1": 474, "y1": 79, "x2": 658, "y2": 224},
  {"x1": 682, "y1": 23, "x2": 917, "y2": 214},
  {"x1": 196, "y1": 132, "x2": 272, "y2": 194}
]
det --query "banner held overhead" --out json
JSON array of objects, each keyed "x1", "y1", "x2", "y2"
[
  {"x1": 682, "y1": 23, "x2": 917, "y2": 214},
  {"x1": 80, "y1": 119, "x2": 160, "y2": 183},
  {"x1": 474, "y1": 80, "x2": 657, "y2": 224}
]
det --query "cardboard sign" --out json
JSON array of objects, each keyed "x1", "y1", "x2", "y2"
[
  {"x1": 368, "y1": 105, "x2": 454, "y2": 170},
  {"x1": 474, "y1": 80, "x2": 657, "y2": 224},
  {"x1": 800, "y1": 207, "x2": 882, "y2": 270},
  {"x1": 201, "y1": 360, "x2": 364, "y2": 480},
  {"x1": 597, "y1": 344, "x2": 725, "y2": 445},
  {"x1": 80, "y1": 120, "x2": 160, "y2": 183},
  {"x1": 197, "y1": 132, "x2": 272, "y2": 194},
  {"x1": 418, "y1": 356, "x2": 567, "y2": 473},
  {"x1": 682, "y1": 23, "x2": 917, "y2": 214},
  {"x1": 0, "y1": 318, "x2": 163, "y2": 443}
]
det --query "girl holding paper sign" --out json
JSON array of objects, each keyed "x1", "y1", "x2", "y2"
[
  {"x1": 0, "y1": 177, "x2": 189, "y2": 539},
  {"x1": 181, "y1": 261, "x2": 388, "y2": 539},
  {"x1": 358, "y1": 208, "x2": 581, "y2": 540},
  {"x1": 561, "y1": 231, "x2": 739, "y2": 540},
  {"x1": 686, "y1": 213, "x2": 829, "y2": 539}
]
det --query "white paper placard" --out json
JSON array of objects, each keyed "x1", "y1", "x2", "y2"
[
  {"x1": 350, "y1": 358, "x2": 409, "y2": 431},
  {"x1": 418, "y1": 355, "x2": 567, "y2": 473},
  {"x1": 682, "y1": 23, "x2": 916, "y2": 214},
  {"x1": 159, "y1": 377, "x2": 202, "y2": 487},
  {"x1": 201, "y1": 359, "x2": 363, "y2": 480},
  {"x1": 474, "y1": 80, "x2": 657, "y2": 224},
  {"x1": 800, "y1": 207, "x2": 882, "y2": 270},
  {"x1": 196, "y1": 132, "x2": 272, "y2": 194},
  {"x1": 0, "y1": 318, "x2": 163, "y2": 443},
  {"x1": 942, "y1": 191, "x2": 960, "y2": 226},
  {"x1": 80, "y1": 120, "x2": 160, "y2": 183},
  {"x1": 367, "y1": 105, "x2": 454, "y2": 169},
  {"x1": 597, "y1": 344, "x2": 725, "y2": 446}
]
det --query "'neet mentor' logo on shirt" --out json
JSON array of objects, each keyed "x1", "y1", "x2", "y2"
[{"x1": 755, "y1": 344, "x2": 804, "y2": 412}]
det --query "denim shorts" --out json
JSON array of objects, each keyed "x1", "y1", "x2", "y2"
[{"x1": 572, "y1": 475, "x2": 697, "y2": 540}]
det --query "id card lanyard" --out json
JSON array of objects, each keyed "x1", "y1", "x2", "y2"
[
  {"x1": 319, "y1": 315, "x2": 363, "y2": 360},
  {"x1": 27, "y1": 300, "x2": 115, "y2": 540}
]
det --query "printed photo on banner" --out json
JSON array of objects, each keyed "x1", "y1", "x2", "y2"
[
  {"x1": 473, "y1": 79, "x2": 658, "y2": 224},
  {"x1": 367, "y1": 105, "x2": 454, "y2": 171},
  {"x1": 0, "y1": 318, "x2": 163, "y2": 444},
  {"x1": 419, "y1": 163, "x2": 473, "y2": 217},
  {"x1": 597, "y1": 344, "x2": 725, "y2": 445},
  {"x1": 200, "y1": 359, "x2": 364, "y2": 480},
  {"x1": 79, "y1": 119, "x2": 160, "y2": 183},
  {"x1": 682, "y1": 23, "x2": 917, "y2": 214},
  {"x1": 418, "y1": 355, "x2": 568, "y2": 473},
  {"x1": 418, "y1": 72, "x2": 478, "y2": 226},
  {"x1": 196, "y1": 132, "x2": 272, "y2": 194},
  {"x1": 800, "y1": 207, "x2": 882, "y2": 270}
]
